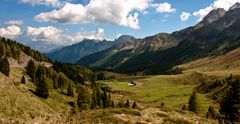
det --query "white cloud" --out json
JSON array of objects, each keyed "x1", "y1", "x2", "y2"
[
  {"x1": 193, "y1": 0, "x2": 240, "y2": 21},
  {"x1": 19, "y1": 0, "x2": 63, "y2": 7},
  {"x1": 34, "y1": 0, "x2": 152, "y2": 29},
  {"x1": 0, "y1": 25, "x2": 21, "y2": 38},
  {"x1": 180, "y1": 12, "x2": 191, "y2": 21},
  {"x1": 25, "y1": 26, "x2": 105, "y2": 45},
  {"x1": 4, "y1": 20, "x2": 23, "y2": 26},
  {"x1": 154, "y1": 2, "x2": 176, "y2": 13}
]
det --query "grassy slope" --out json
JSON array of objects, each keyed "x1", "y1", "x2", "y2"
[{"x1": 179, "y1": 48, "x2": 240, "y2": 72}]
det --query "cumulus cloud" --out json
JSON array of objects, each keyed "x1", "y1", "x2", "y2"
[
  {"x1": 4, "y1": 20, "x2": 23, "y2": 26},
  {"x1": 180, "y1": 12, "x2": 191, "y2": 21},
  {"x1": 154, "y1": 2, "x2": 176, "y2": 13},
  {"x1": 193, "y1": 0, "x2": 240, "y2": 21},
  {"x1": 25, "y1": 26, "x2": 105, "y2": 45},
  {"x1": 19, "y1": 0, "x2": 63, "y2": 7},
  {"x1": 34, "y1": 0, "x2": 152, "y2": 29},
  {"x1": 0, "y1": 25, "x2": 21, "y2": 38}
]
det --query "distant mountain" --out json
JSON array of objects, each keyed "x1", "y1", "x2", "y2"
[
  {"x1": 46, "y1": 35, "x2": 135, "y2": 63},
  {"x1": 77, "y1": 3, "x2": 240, "y2": 74}
]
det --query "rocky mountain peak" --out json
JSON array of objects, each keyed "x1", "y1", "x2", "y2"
[{"x1": 229, "y1": 2, "x2": 240, "y2": 10}]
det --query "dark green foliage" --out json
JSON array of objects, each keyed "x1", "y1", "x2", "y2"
[
  {"x1": 56, "y1": 73, "x2": 69, "y2": 92},
  {"x1": 0, "y1": 56, "x2": 10, "y2": 76},
  {"x1": 188, "y1": 90, "x2": 198, "y2": 113},
  {"x1": 102, "y1": 88, "x2": 111, "y2": 108},
  {"x1": 36, "y1": 64, "x2": 46, "y2": 82},
  {"x1": 36, "y1": 76, "x2": 49, "y2": 98},
  {"x1": 26, "y1": 60, "x2": 37, "y2": 82},
  {"x1": 96, "y1": 86, "x2": 103, "y2": 108},
  {"x1": 117, "y1": 100, "x2": 124, "y2": 108},
  {"x1": 111, "y1": 101, "x2": 115, "y2": 108},
  {"x1": 21, "y1": 75, "x2": 26, "y2": 84},
  {"x1": 0, "y1": 37, "x2": 50, "y2": 62},
  {"x1": 77, "y1": 86, "x2": 92, "y2": 111},
  {"x1": 0, "y1": 41, "x2": 5, "y2": 57},
  {"x1": 67, "y1": 82, "x2": 75, "y2": 97},
  {"x1": 52, "y1": 62, "x2": 92, "y2": 84},
  {"x1": 132, "y1": 101, "x2": 138, "y2": 109},
  {"x1": 125, "y1": 99, "x2": 130, "y2": 108},
  {"x1": 96, "y1": 72, "x2": 107, "y2": 80},
  {"x1": 206, "y1": 106, "x2": 219, "y2": 119},
  {"x1": 220, "y1": 78, "x2": 240, "y2": 123}
]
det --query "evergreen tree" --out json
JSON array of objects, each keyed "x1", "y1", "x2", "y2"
[
  {"x1": 111, "y1": 101, "x2": 115, "y2": 108},
  {"x1": 102, "y1": 88, "x2": 110, "y2": 108},
  {"x1": 0, "y1": 56, "x2": 10, "y2": 76},
  {"x1": 77, "y1": 86, "x2": 91, "y2": 111},
  {"x1": 57, "y1": 73, "x2": 69, "y2": 92},
  {"x1": 117, "y1": 100, "x2": 124, "y2": 108},
  {"x1": 21, "y1": 75, "x2": 26, "y2": 84},
  {"x1": 0, "y1": 42, "x2": 5, "y2": 57},
  {"x1": 125, "y1": 99, "x2": 130, "y2": 108},
  {"x1": 188, "y1": 90, "x2": 198, "y2": 113},
  {"x1": 67, "y1": 82, "x2": 74, "y2": 97},
  {"x1": 132, "y1": 101, "x2": 138, "y2": 109},
  {"x1": 91, "y1": 88, "x2": 97, "y2": 109},
  {"x1": 36, "y1": 64, "x2": 46, "y2": 82},
  {"x1": 96, "y1": 86, "x2": 103, "y2": 108},
  {"x1": 220, "y1": 78, "x2": 240, "y2": 123},
  {"x1": 36, "y1": 76, "x2": 49, "y2": 98},
  {"x1": 26, "y1": 60, "x2": 36, "y2": 82}
]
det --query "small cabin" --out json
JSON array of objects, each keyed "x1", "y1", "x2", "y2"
[{"x1": 128, "y1": 81, "x2": 136, "y2": 87}]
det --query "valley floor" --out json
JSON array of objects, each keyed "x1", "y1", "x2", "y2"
[{"x1": 0, "y1": 67, "x2": 237, "y2": 123}]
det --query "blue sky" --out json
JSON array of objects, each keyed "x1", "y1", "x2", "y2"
[{"x1": 0, "y1": 0, "x2": 239, "y2": 52}]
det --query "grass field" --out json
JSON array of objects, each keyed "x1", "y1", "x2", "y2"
[{"x1": 105, "y1": 73, "x2": 215, "y2": 115}]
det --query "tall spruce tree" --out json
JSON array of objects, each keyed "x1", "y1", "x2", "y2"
[
  {"x1": 67, "y1": 82, "x2": 74, "y2": 97},
  {"x1": 0, "y1": 56, "x2": 10, "y2": 76},
  {"x1": 21, "y1": 75, "x2": 26, "y2": 84},
  {"x1": 26, "y1": 60, "x2": 36, "y2": 82},
  {"x1": 188, "y1": 90, "x2": 198, "y2": 113},
  {"x1": 36, "y1": 76, "x2": 49, "y2": 98},
  {"x1": 220, "y1": 78, "x2": 240, "y2": 123},
  {"x1": 77, "y1": 86, "x2": 91, "y2": 111}
]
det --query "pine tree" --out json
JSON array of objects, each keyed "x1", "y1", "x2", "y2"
[
  {"x1": 36, "y1": 76, "x2": 49, "y2": 98},
  {"x1": 21, "y1": 75, "x2": 26, "y2": 84},
  {"x1": 26, "y1": 60, "x2": 36, "y2": 82},
  {"x1": 125, "y1": 99, "x2": 130, "y2": 108},
  {"x1": 188, "y1": 90, "x2": 198, "y2": 113},
  {"x1": 111, "y1": 101, "x2": 115, "y2": 108},
  {"x1": 132, "y1": 101, "x2": 138, "y2": 109},
  {"x1": 67, "y1": 82, "x2": 74, "y2": 97},
  {"x1": 96, "y1": 86, "x2": 103, "y2": 108},
  {"x1": 0, "y1": 56, "x2": 10, "y2": 76},
  {"x1": 102, "y1": 88, "x2": 110, "y2": 108},
  {"x1": 220, "y1": 78, "x2": 240, "y2": 123},
  {"x1": 0, "y1": 42, "x2": 6, "y2": 57},
  {"x1": 77, "y1": 86, "x2": 91, "y2": 111},
  {"x1": 36, "y1": 64, "x2": 46, "y2": 82},
  {"x1": 91, "y1": 88, "x2": 97, "y2": 109}
]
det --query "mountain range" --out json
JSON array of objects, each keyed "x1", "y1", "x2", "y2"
[
  {"x1": 76, "y1": 3, "x2": 240, "y2": 74},
  {"x1": 46, "y1": 35, "x2": 135, "y2": 63}
]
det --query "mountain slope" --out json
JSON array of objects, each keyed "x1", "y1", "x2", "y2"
[
  {"x1": 77, "y1": 3, "x2": 240, "y2": 74},
  {"x1": 77, "y1": 33, "x2": 180, "y2": 70},
  {"x1": 46, "y1": 35, "x2": 135, "y2": 63}
]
